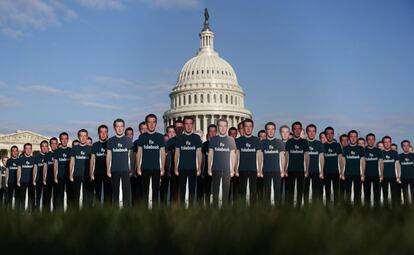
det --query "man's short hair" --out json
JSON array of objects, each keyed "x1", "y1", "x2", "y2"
[
  {"x1": 217, "y1": 118, "x2": 228, "y2": 126},
  {"x1": 291, "y1": 121, "x2": 302, "y2": 130},
  {"x1": 59, "y1": 132, "x2": 69, "y2": 140},
  {"x1": 183, "y1": 116, "x2": 194, "y2": 123},
  {"x1": 279, "y1": 125, "x2": 290, "y2": 133},
  {"x1": 138, "y1": 121, "x2": 146, "y2": 130},
  {"x1": 98, "y1": 124, "x2": 108, "y2": 133},
  {"x1": 382, "y1": 136, "x2": 392, "y2": 142},
  {"x1": 208, "y1": 124, "x2": 217, "y2": 131},
  {"x1": 348, "y1": 130, "x2": 358, "y2": 137},
  {"x1": 125, "y1": 127, "x2": 133, "y2": 135},
  {"x1": 145, "y1": 114, "x2": 157, "y2": 123},
  {"x1": 401, "y1": 140, "x2": 411, "y2": 147},
  {"x1": 324, "y1": 127, "x2": 334, "y2": 133},
  {"x1": 340, "y1": 134, "x2": 348, "y2": 141},
  {"x1": 306, "y1": 124, "x2": 317, "y2": 132},
  {"x1": 366, "y1": 133, "x2": 375, "y2": 140},
  {"x1": 11, "y1": 145, "x2": 18, "y2": 151},
  {"x1": 49, "y1": 137, "x2": 58, "y2": 144},
  {"x1": 265, "y1": 122, "x2": 276, "y2": 130},
  {"x1": 77, "y1": 129, "x2": 88, "y2": 137},
  {"x1": 40, "y1": 140, "x2": 49, "y2": 147},
  {"x1": 228, "y1": 127, "x2": 237, "y2": 135},
  {"x1": 113, "y1": 118, "x2": 125, "y2": 128},
  {"x1": 166, "y1": 125, "x2": 175, "y2": 133},
  {"x1": 237, "y1": 121, "x2": 244, "y2": 130},
  {"x1": 174, "y1": 119, "x2": 184, "y2": 126},
  {"x1": 243, "y1": 118, "x2": 254, "y2": 127},
  {"x1": 258, "y1": 130, "x2": 266, "y2": 136},
  {"x1": 23, "y1": 143, "x2": 32, "y2": 149}
]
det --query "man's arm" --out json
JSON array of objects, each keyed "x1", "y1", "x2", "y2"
[
  {"x1": 197, "y1": 148, "x2": 202, "y2": 176},
  {"x1": 319, "y1": 153, "x2": 325, "y2": 179},
  {"x1": 396, "y1": 160, "x2": 401, "y2": 183},
  {"x1": 304, "y1": 152, "x2": 310, "y2": 177},
  {"x1": 160, "y1": 147, "x2": 166, "y2": 177},
  {"x1": 234, "y1": 150, "x2": 240, "y2": 177},
  {"x1": 174, "y1": 148, "x2": 180, "y2": 176},
  {"x1": 256, "y1": 150, "x2": 263, "y2": 177},
  {"x1": 5, "y1": 167, "x2": 9, "y2": 188},
  {"x1": 284, "y1": 152, "x2": 289, "y2": 177},
  {"x1": 379, "y1": 159, "x2": 384, "y2": 182},
  {"x1": 136, "y1": 147, "x2": 142, "y2": 176},
  {"x1": 17, "y1": 166, "x2": 21, "y2": 187},
  {"x1": 69, "y1": 156, "x2": 75, "y2": 182},
  {"x1": 360, "y1": 157, "x2": 366, "y2": 181},
  {"x1": 43, "y1": 163, "x2": 47, "y2": 185},
  {"x1": 53, "y1": 159, "x2": 59, "y2": 183},
  {"x1": 279, "y1": 152, "x2": 286, "y2": 177},
  {"x1": 230, "y1": 149, "x2": 236, "y2": 177},
  {"x1": 339, "y1": 155, "x2": 345, "y2": 180},
  {"x1": 207, "y1": 149, "x2": 214, "y2": 176},
  {"x1": 106, "y1": 150, "x2": 112, "y2": 178},
  {"x1": 89, "y1": 154, "x2": 96, "y2": 181},
  {"x1": 32, "y1": 164, "x2": 38, "y2": 186}
]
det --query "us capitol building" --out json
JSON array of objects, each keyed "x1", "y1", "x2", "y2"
[
  {"x1": 163, "y1": 9, "x2": 252, "y2": 137},
  {"x1": 0, "y1": 10, "x2": 251, "y2": 158}
]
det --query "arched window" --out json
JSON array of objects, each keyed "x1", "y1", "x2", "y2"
[
  {"x1": 231, "y1": 96, "x2": 233, "y2": 105},
  {"x1": 194, "y1": 94, "x2": 198, "y2": 104},
  {"x1": 214, "y1": 94, "x2": 217, "y2": 103},
  {"x1": 188, "y1": 94, "x2": 192, "y2": 104},
  {"x1": 183, "y1": 95, "x2": 186, "y2": 105},
  {"x1": 220, "y1": 94, "x2": 223, "y2": 103},
  {"x1": 207, "y1": 94, "x2": 210, "y2": 103},
  {"x1": 226, "y1": 95, "x2": 228, "y2": 104},
  {"x1": 200, "y1": 94, "x2": 204, "y2": 103}
]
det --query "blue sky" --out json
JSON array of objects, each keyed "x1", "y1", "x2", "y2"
[{"x1": 0, "y1": 0, "x2": 413, "y2": 145}]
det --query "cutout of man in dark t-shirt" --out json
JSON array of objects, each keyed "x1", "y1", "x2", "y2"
[
  {"x1": 364, "y1": 133, "x2": 383, "y2": 207},
  {"x1": 107, "y1": 118, "x2": 133, "y2": 208},
  {"x1": 53, "y1": 132, "x2": 72, "y2": 211},
  {"x1": 136, "y1": 114, "x2": 166, "y2": 208},
  {"x1": 33, "y1": 140, "x2": 48, "y2": 211},
  {"x1": 5, "y1": 146, "x2": 19, "y2": 209},
  {"x1": 174, "y1": 116, "x2": 202, "y2": 206},
  {"x1": 17, "y1": 143, "x2": 35, "y2": 211},
  {"x1": 381, "y1": 136, "x2": 401, "y2": 207}
]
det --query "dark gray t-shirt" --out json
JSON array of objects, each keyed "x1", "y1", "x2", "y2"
[
  {"x1": 261, "y1": 138, "x2": 285, "y2": 173},
  {"x1": 209, "y1": 135, "x2": 236, "y2": 172},
  {"x1": 176, "y1": 133, "x2": 202, "y2": 171},
  {"x1": 107, "y1": 135, "x2": 133, "y2": 173}
]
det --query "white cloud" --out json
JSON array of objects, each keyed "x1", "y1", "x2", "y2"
[
  {"x1": 0, "y1": 0, "x2": 77, "y2": 37},
  {"x1": 75, "y1": 0, "x2": 125, "y2": 10},
  {"x1": 141, "y1": 0, "x2": 201, "y2": 9},
  {"x1": 0, "y1": 95, "x2": 22, "y2": 108}
]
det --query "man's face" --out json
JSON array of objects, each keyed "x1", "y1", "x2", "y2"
[
  {"x1": 175, "y1": 122, "x2": 184, "y2": 135},
  {"x1": 147, "y1": 117, "x2": 157, "y2": 132},
  {"x1": 60, "y1": 135, "x2": 69, "y2": 147},
  {"x1": 11, "y1": 148, "x2": 18, "y2": 158},
  {"x1": 40, "y1": 142, "x2": 49, "y2": 154},
  {"x1": 383, "y1": 138, "x2": 391, "y2": 150},
  {"x1": 292, "y1": 124, "x2": 302, "y2": 138},
  {"x1": 139, "y1": 124, "x2": 147, "y2": 134},
  {"x1": 238, "y1": 124, "x2": 245, "y2": 137},
  {"x1": 377, "y1": 142, "x2": 384, "y2": 150},
  {"x1": 99, "y1": 128, "x2": 108, "y2": 141},
  {"x1": 208, "y1": 127, "x2": 217, "y2": 139},
  {"x1": 340, "y1": 137, "x2": 349, "y2": 147},
  {"x1": 78, "y1": 131, "x2": 88, "y2": 145},
  {"x1": 325, "y1": 129, "x2": 334, "y2": 142},
  {"x1": 391, "y1": 145, "x2": 398, "y2": 151},
  {"x1": 243, "y1": 122, "x2": 253, "y2": 136},
  {"x1": 229, "y1": 129, "x2": 237, "y2": 139},
  {"x1": 218, "y1": 121, "x2": 228, "y2": 135},
  {"x1": 319, "y1": 133, "x2": 327, "y2": 144},
  {"x1": 266, "y1": 125, "x2": 275, "y2": 139},
  {"x1": 259, "y1": 132, "x2": 266, "y2": 141},
  {"x1": 167, "y1": 128, "x2": 176, "y2": 139},
  {"x1": 358, "y1": 139, "x2": 366, "y2": 148},
  {"x1": 306, "y1": 127, "x2": 316, "y2": 140},
  {"x1": 366, "y1": 136, "x2": 376, "y2": 148},
  {"x1": 184, "y1": 119, "x2": 193, "y2": 133},
  {"x1": 403, "y1": 142, "x2": 411, "y2": 153},
  {"x1": 126, "y1": 130, "x2": 134, "y2": 139},
  {"x1": 50, "y1": 140, "x2": 58, "y2": 151},
  {"x1": 280, "y1": 127, "x2": 290, "y2": 141},
  {"x1": 24, "y1": 145, "x2": 32, "y2": 156},
  {"x1": 348, "y1": 132, "x2": 358, "y2": 145},
  {"x1": 114, "y1": 122, "x2": 125, "y2": 136}
]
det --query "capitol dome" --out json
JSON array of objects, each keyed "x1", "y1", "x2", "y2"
[{"x1": 163, "y1": 9, "x2": 252, "y2": 137}]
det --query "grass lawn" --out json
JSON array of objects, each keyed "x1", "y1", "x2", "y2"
[{"x1": 0, "y1": 205, "x2": 413, "y2": 254}]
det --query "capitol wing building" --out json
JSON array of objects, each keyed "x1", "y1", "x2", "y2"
[{"x1": 163, "y1": 12, "x2": 252, "y2": 137}]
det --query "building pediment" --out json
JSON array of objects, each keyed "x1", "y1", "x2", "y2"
[{"x1": 0, "y1": 131, "x2": 49, "y2": 145}]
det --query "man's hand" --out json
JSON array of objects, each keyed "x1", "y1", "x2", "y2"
[
  {"x1": 160, "y1": 168, "x2": 165, "y2": 177},
  {"x1": 137, "y1": 168, "x2": 142, "y2": 176},
  {"x1": 174, "y1": 168, "x2": 179, "y2": 176},
  {"x1": 304, "y1": 171, "x2": 309, "y2": 178},
  {"x1": 397, "y1": 177, "x2": 401, "y2": 184},
  {"x1": 90, "y1": 175, "x2": 95, "y2": 181},
  {"x1": 208, "y1": 169, "x2": 212, "y2": 177},
  {"x1": 230, "y1": 170, "x2": 234, "y2": 177},
  {"x1": 54, "y1": 177, "x2": 58, "y2": 184},
  {"x1": 361, "y1": 175, "x2": 365, "y2": 182},
  {"x1": 319, "y1": 173, "x2": 324, "y2": 180},
  {"x1": 340, "y1": 174, "x2": 345, "y2": 181},
  {"x1": 33, "y1": 181, "x2": 36, "y2": 187},
  {"x1": 380, "y1": 176, "x2": 383, "y2": 182},
  {"x1": 107, "y1": 172, "x2": 112, "y2": 178},
  {"x1": 43, "y1": 180, "x2": 47, "y2": 186},
  {"x1": 197, "y1": 170, "x2": 201, "y2": 177},
  {"x1": 17, "y1": 182, "x2": 20, "y2": 187},
  {"x1": 69, "y1": 175, "x2": 74, "y2": 182}
]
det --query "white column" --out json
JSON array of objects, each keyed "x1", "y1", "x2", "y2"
[
  {"x1": 196, "y1": 115, "x2": 200, "y2": 131},
  {"x1": 203, "y1": 115, "x2": 207, "y2": 137}
]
